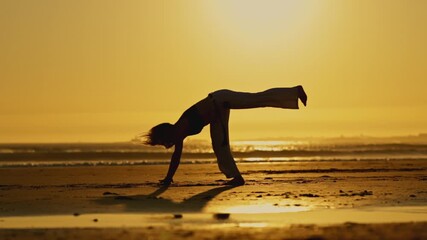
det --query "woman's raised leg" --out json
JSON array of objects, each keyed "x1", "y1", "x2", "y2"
[{"x1": 210, "y1": 86, "x2": 303, "y2": 110}]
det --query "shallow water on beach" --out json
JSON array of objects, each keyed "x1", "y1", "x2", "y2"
[
  {"x1": 1, "y1": 206, "x2": 426, "y2": 229},
  {"x1": 1, "y1": 141, "x2": 427, "y2": 167}
]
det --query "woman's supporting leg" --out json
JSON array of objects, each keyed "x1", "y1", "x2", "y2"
[{"x1": 209, "y1": 107, "x2": 244, "y2": 185}]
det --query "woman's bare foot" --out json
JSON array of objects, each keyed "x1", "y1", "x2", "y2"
[
  {"x1": 224, "y1": 176, "x2": 245, "y2": 186},
  {"x1": 297, "y1": 85, "x2": 307, "y2": 106}
]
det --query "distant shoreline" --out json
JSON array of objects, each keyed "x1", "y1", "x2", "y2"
[{"x1": 1, "y1": 133, "x2": 427, "y2": 145}]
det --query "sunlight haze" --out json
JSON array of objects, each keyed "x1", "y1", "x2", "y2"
[{"x1": 1, "y1": 0, "x2": 426, "y2": 142}]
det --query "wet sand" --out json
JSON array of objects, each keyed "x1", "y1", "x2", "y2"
[{"x1": 0, "y1": 160, "x2": 426, "y2": 239}]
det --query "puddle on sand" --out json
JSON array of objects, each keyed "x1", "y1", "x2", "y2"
[{"x1": 0, "y1": 206, "x2": 426, "y2": 229}]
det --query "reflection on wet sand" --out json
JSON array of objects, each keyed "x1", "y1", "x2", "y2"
[{"x1": 1, "y1": 206, "x2": 426, "y2": 229}]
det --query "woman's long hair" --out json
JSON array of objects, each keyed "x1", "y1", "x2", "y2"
[{"x1": 142, "y1": 123, "x2": 175, "y2": 146}]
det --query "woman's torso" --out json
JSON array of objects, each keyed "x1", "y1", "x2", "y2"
[{"x1": 177, "y1": 96, "x2": 215, "y2": 136}]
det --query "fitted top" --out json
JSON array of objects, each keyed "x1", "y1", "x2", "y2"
[{"x1": 181, "y1": 105, "x2": 206, "y2": 135}]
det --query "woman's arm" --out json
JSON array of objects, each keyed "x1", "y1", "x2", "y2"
[{"x1": 159, "y1": 140, "x2": 183, "y2": 186}]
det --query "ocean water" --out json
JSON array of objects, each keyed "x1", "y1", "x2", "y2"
[{"x1": 1, "y1": 139, "x2": 427, "y2": 168}]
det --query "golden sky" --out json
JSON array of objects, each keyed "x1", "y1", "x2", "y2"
[{"x1": 1, "y1": 0, "x2": 426, "y2": 142}]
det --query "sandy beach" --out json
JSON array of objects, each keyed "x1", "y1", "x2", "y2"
[{"x1": 1, "y1": 159, "x2": 426, "y2": 239}]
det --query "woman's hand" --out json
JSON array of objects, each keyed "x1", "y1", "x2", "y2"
[{"x1": 159, "y1": 177, "x2": 173, "y2": 186}]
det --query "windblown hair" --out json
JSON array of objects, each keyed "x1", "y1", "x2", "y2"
[{"x1": 144, "y1": 123, "x2": 175, "y2": 146}]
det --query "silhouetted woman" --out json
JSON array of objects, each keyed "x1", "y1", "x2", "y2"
[{"x1": 145, "y1": 86, "x2": 307, "y2": 186}]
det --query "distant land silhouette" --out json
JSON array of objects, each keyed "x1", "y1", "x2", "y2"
[{"x1": 253, "y1": 133, "x2": 427, "y2": 145}]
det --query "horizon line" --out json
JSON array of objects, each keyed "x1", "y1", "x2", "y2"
[{"x1": 1, "y1": 133, "x2": 427, "y2": 145}]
